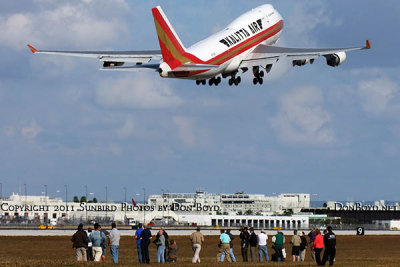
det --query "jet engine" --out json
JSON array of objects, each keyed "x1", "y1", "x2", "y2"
[
  {"x1": 325, "y1": 52, "x2": 347, "y2": 67},
  {"x1": 158, "y1": 62, "x2": 171, "y2": 77}
]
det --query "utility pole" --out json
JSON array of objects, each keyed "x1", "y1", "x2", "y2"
[
  {"x1": 85, "y1": 185, "x2": 88, "y2": 223},
  {"x1": 64, "y1": 185, "x2": 68, "y2": 219},
  {"x1": 0, "y1": 182, "x2": 2, "y2": 200},
  {"x1": 24, "y1": 183, "x2": 27, "y2": 205},
  {"x1": 161, "y1": 189, "x2": 165, "y2": 220},
  {"x1": 105, "y1": 186, "x2": 108, "y2": 222},
  {"x1": 123, "y1": 187, "x2": 127, "y2": 224},
  {"x1": 44, "y1": 184, "x2": 48, "y2": 223},
  {"x1": 143, "y1": 188, "x2": 146, "y2": 225}
]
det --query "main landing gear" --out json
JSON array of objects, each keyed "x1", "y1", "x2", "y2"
[
  {"x1": 196, "y1": 80, "x2": 206, "y2": 85},
  {"x1": 196, "y1": 76, "x2": 222, "y2": 86},
  {"x1": 253, "y1": 66, "x2": 264, "y2": 85},
  {"x1": 228, "y1": 75, "x2": 241, "y2": 86}
]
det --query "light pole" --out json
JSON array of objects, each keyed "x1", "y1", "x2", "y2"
[
  {"x1": 0, "y1": 182, "x2": 2, "y2": 200},
  {"x1": 161, "y1": 189, "x2": 165, "y2": 220},
  {"x1": 85, "y1": 185, "x2": 88, "y2": 223},
  {"x1": 123, "y1": 187, "x2": 127, "y2": 224},
  {"x1": 24, "y1": 183, "x2": 27, "y2": 204},
  {"x1": 166, "y1": 190, "x2": 170, "y2": 219},
  {"x1": 44, "y1": 184, "x2": 48, "y2": 223},
  {"x1": 105, "y1": 186, "x2": 108, "y2": 222},
  {"x1": 24, "y1": 183, "x2": 27, "y2": 218},
  {"x1": 64, "y1": 185, "x2": 68, "y2": 218},
  {"x1": 143, "y1": 188, "x2": 146, "y2": 225}
]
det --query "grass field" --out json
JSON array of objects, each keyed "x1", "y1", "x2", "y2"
[{"x1": 0, "y1": 235, "x2": 399, "y2": 266}]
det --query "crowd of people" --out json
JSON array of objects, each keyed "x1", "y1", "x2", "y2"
[{"x1": 71, "y1": 223, "x2": 336, "y2": 266}]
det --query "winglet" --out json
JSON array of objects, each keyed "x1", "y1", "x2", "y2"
[
  {"x1": 365, "y1": 40, "x2": 371, "y2": 50},
  {"x1": 27, "y1": 44, "x2": 38, "y2": 53}
]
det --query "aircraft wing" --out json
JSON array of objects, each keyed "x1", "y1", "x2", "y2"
[
  {"x1": 27, "y1": 44, "x2": 162, "y2": 65},
  {"x1": 240, "y1": 40, "x2": 371, "y2": 68}
]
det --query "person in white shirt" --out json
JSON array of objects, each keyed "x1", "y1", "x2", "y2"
[
  {"x1": 109, "y1": 222, "x2": 121, "y2": 263},
  {"x1": 258, "y1": 230, "x2": 269, "y2": 262}
]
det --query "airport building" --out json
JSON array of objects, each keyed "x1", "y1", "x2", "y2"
[
  {"x1": 0, "y1": 191, "x2": 311, "y2": 228},
  {"x1": 148, "y1": 191, "x2": 310, "y2": 215}
]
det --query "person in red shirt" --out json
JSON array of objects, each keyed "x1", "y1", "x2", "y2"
[{"x1": 312, "y1": 229, "x2": 324, "y2": 266}]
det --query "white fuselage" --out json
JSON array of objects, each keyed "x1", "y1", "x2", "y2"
[{"x1": 181, "y1": 4, "x2": 283, "y2": 79}]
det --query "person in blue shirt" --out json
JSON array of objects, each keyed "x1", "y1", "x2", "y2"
[
  {"x1": 220, "y1": 229, "x2": 236, "y2": 262},
  {"x1": 134, "y1": 223, "x2": 144, "y2": 263},
  {"x1": 216, "y1": 230, "x2": 232, "y2": 262},
  {"x1": 89, "y1": 223, "x2": 106, "y2": 262}
]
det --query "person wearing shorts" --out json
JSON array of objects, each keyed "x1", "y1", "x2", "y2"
[{"x1": 291, "y1": 230, "x2": 301, "y2": 262}]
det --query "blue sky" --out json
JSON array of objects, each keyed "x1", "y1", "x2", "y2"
[{"x1": 0, "y1": 0, "x2": 399, "y2": 202}]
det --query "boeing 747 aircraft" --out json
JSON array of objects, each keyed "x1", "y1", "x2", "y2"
[{"x1": 28, "y1": 4, "x2": 370, "y2": 86}]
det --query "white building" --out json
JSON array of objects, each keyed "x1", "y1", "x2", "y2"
[
  {"x1": 148, "y1": 191, "x2": 310, "y2": 215},
  {"x1": 0, "y1": 192, "x2": 310, "y2": 228}
]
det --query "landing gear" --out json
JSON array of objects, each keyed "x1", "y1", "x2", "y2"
[
  {"x1": 200, "y1": 76, "x2": 221, "y2": 86},
  {"x1": 196, "y1": 80, "x2": 207, "y2": 85},
  {"x1": 228, "y1": 74, "x2": 241, "y2": 86},
  {"x1": 252, "y1": 66, "x2": 264, "y2": 85},
  {"x1": 253, "y1": 77, "x2": 263, "y2": 85}
]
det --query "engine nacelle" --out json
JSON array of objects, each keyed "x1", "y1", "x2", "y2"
[
  {"x1": 325, "y1": 52, "x2": 347, "y2": 67},
  {"x1": 158, "y1": 62, "x2": 172, "y2": 77}
]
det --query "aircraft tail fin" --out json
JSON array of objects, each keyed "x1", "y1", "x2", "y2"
[{"x1": 152, "y1": 6, "x2": 195, "y2": 69}]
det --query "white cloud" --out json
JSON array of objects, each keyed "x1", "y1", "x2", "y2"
[
  {"x1": 173, "y1": 116, "x2": 197, "y2": 147},
  {"x1": 358, "y1": 78, "x2": 399, "y2": 116},
  {"x1": 285, "y1": 1, "x2": 338, "y2": 47},
  {"x1": 269, "y1": 86, "x2": 335, "y2": 146},
  {"x1": 0, "y1": 1, "x2": 131, "y2": 50},
  {"x1": 21, "y1": 122, "x2": 43, "y2": 139},
  {"x1": 116, "y1": 118, "x2": 135, "y2": 138},
  {"x1": 96, "y1": 74, "x2": 183, "y2": 109}
]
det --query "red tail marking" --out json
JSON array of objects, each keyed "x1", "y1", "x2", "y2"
[
  {"x1": 27, "y1": 44, "x2": 38, "y2": 53},
  {"x1": 131, "y1": 198, "x2": 137, "y2": 207},
  {"x1": 366, "y1": 40, "x2": 371, "y2": 49}
]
